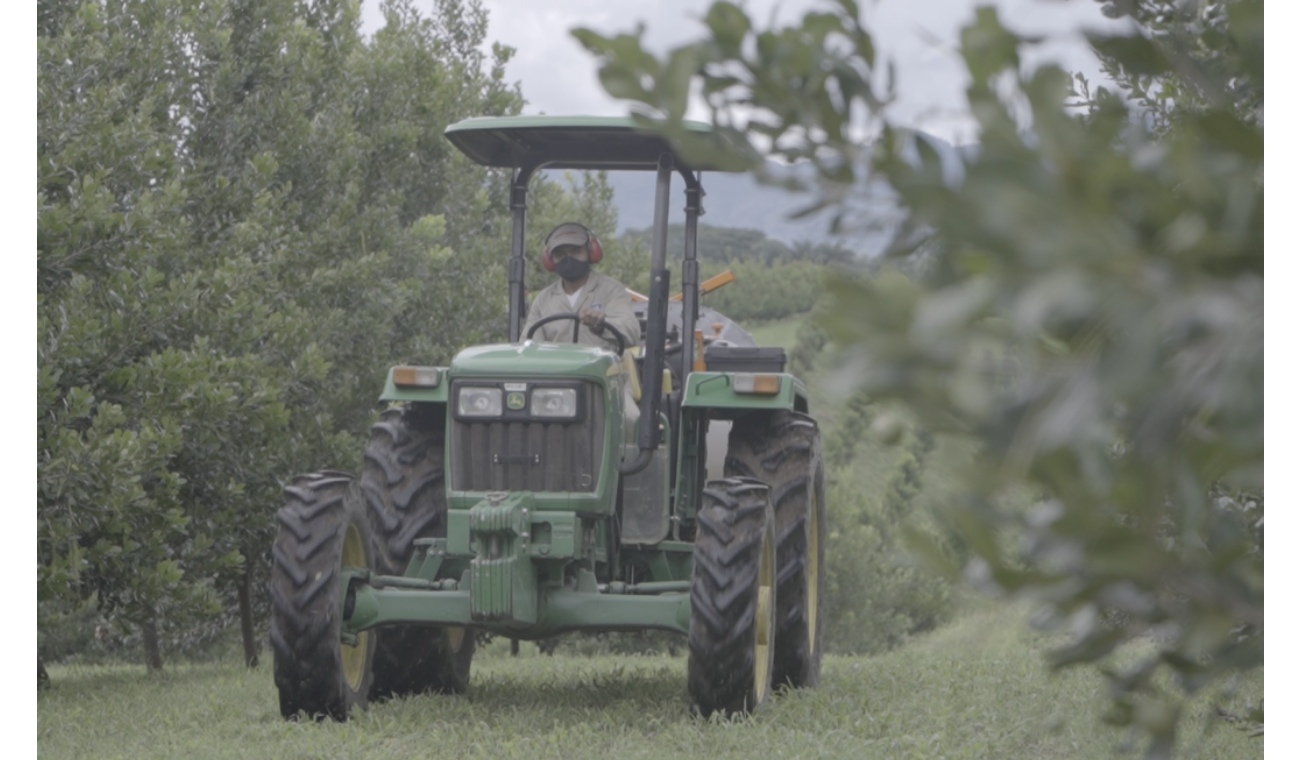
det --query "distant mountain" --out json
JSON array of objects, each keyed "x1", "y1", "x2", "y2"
[
  {"x1": 606, "y1": 166, "x2": 883, "y2": 253},
  {"x1": 605, "y1": 131, "x2": 966, "y2": 257}
]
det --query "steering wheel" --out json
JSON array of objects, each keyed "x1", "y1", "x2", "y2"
[{"x1": 526, "y1": 312, "x2": 628, "y2": 356}]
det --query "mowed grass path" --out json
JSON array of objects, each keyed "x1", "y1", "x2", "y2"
[
  {"x1": 746, "y1": 317, "x2": 803, "y2": 352},
  {"x1": 38, "y1": 605, "x2": 1260, "y2": 760}
]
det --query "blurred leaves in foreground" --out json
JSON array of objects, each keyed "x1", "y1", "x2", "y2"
[{"x1": 575, "y1": 0, "x2": 1263, "y2": 754}]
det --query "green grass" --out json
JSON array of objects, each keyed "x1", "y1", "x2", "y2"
[
  {"x1": 746, "y1": 315, "x2": 804, "y2": 352},
  {"x1": 38, "y1": 605, "x2": 1261, "y2": 760}
]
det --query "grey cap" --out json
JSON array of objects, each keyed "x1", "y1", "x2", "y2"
[{"x1": 545, "y1": 223, "x2": 590, "y2": 250}]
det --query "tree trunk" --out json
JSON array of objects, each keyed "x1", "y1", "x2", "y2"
[
  {"x1": 238, "y1": 559, "x2": 259, "y2": 668},
  {"x1": 141, "y1": 615, "x2": 164, "y2": 672}
]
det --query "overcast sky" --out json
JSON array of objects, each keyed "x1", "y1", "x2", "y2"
[{"x1": 360, "y1": 0, "x2": 1130, "y2": 143}]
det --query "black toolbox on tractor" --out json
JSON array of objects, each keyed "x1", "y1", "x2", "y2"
[{"x1": 704, "y1": 345, "x2": 788, "y2": 373}]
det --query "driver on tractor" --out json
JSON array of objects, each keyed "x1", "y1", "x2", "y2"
[{"x1": 524, "y1": 222, "x2": 641, "y2": 353}]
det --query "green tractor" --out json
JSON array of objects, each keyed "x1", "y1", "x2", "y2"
[{"x1": 269, "y1": 116, "x2": 826, "y2": 720}]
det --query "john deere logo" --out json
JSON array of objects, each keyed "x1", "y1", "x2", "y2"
[{"x1": 506, "y1": 391, "x2": 526, "y2": 410}]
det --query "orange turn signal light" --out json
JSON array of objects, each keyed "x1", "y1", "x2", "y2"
[
  {"x1": 732, "y1": 373, "x2": 781, "y2": 395},
  {"x1": 392, "y1": 366, "x2": 441, "y2": 388}
]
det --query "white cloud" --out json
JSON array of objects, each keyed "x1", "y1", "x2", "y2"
[{"x1": 360, "y1": 0, "x2": 1129, "y2": 141}]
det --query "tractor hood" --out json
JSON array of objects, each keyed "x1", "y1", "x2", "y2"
[{"x1": 450, "y1": 341, "x2": 619, "y2": 381}]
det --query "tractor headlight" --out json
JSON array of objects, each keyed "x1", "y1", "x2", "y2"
[
  {"x1": 457, "y1": 387, "x2": 503, "y2": 417},
  {"x1": 531, "y1": 387, "x2": 578, "y2": 419}
]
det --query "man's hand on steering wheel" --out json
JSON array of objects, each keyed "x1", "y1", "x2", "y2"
[
  {"x1": 579, "y1": 307, "x2": 607, "y2": 332},
  {"x1": 525, "y1": 312, "x2": 628, "y2": 356}
]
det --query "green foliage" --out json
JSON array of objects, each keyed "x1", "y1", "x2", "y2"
[
  {"x1": 37, "y1": 0, "x2": 530, "y2": 667},
  {"x1": 704, "y1": 260, "x2": 826, "y2": 323},
  {"x1": 624, "y1": 224, "x2": 854, "y2": 267},
  {"x1": 1082, "y1": 0, "x2": 1263, "y2": 137},
  {"x1": 614, "y1": 223, "x2": 857, "y2": 321},
  {"x1": 743, "y1": 306, "x2": 959, "y2": 657},
  {"x1": 823, "y1": 412, "x2": 954, "y2": 655},
  {"x1": 575, "y1": 1, "x2": 1263, "y2": 753},
  {"x1": 786, "y1": 311, "x2": 829, "y2": 376}
]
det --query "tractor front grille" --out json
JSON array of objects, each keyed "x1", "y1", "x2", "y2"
[{"x1": 450, "y1": 393, "x2": 605, "y2": 493}]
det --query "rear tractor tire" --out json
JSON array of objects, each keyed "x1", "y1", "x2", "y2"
[
  {"x1": 687, "y1": 477, "x2": 777, "y2": 718},
  {"x1": 362, "y1": 405, "x2": 474, "y2": 699},
  {"x1": 270, "y1": 472, "x2": 375, "y2": 721},
  {"x1": 725, "y1": 411, "x2": 826, "y2": 690}
]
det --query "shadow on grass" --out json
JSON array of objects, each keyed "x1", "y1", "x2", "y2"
[
  {"x1": 362, "y1": 657, "x2": 703, "y2": 729},
  {"x1": 474, "y1": 662, "x2": 683, "y2": 707}
]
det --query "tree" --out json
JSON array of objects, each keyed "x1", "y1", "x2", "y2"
[
  {"x1": 39, "y1": 0, "x2": 244, "y2": 670},
  {"x1": 1081, "y1": 0, "x2": 1262, "y2": 137},
  {"x1": 574, "y1": 0, "x2": 1263, "y2": 754},
  {"x1": 38, "y1": 0, "x2": 528, "y2": 670}
]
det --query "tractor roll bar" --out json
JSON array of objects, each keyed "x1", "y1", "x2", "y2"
[
  {"x1": 680, "y1": 176, "x2": 703, "y2": 385},
  {"x1": 508, "y1": 166, "x2": 536, "y2": 342},
  {"x1": 620, "y1": 152, "x2": 674, "y2": 476}
]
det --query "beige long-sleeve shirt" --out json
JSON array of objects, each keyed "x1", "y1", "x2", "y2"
[{"x1": 523, "y1": 271, "x2": 641, "y2": 352}]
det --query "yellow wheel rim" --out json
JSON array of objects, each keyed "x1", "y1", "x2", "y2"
[
  {"x1": 754, "y1": 519, "x2": 775, "y2": 704},
  {"x1": 444, "y1": 626, "x2": 466, "y2": 652},
  {"x1": 340, "y1": 521, "x2": 370, "y2": 690}
]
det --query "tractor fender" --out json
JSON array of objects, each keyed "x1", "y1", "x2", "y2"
[
  {"x1": 681, "y1": 371, "x2": 808, "y2": 415},
  {"x1": 378, "y1": 366, "x2": 450, "y2": 404}
]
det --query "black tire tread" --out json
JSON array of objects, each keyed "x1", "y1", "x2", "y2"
[
  {"x1": 362, "y1": 406, "x2": 473, "y2": 699},
  {"x1": 270, "y1": 472, "x2": 373, "y2": 721},
  {"x1": 687, "y1": 477, "x2": 775, "y2": 718},
  {"x1": 725, "y1": 410, "x2": 825, "y2": 689}
]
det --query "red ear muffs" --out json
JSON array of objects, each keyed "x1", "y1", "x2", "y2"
[{"x1": 542, "y1": 224, "x2": 603, "y2": 271}]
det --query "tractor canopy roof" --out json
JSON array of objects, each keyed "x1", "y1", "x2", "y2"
[{"x1": 444, "y1": 115, "x2": 748, "y2": 173}]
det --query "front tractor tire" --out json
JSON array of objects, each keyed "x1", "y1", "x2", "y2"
[
  {"x1": 688, "y1": 478, "x2": 777, "y2": 718},
  {"x1": 270, "y1": 472, "x2": 374, "y2": 721},
  {"x1": 362, "y1": 405, "x2": 474, "y2": 699},
  {"x1": 726, "y1": 411, "x2": 826, "y2": 690}
]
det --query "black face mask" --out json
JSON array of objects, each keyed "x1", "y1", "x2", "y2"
[{"x1": 555, "y1": 256, "x2": 590, "y2": 282}]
